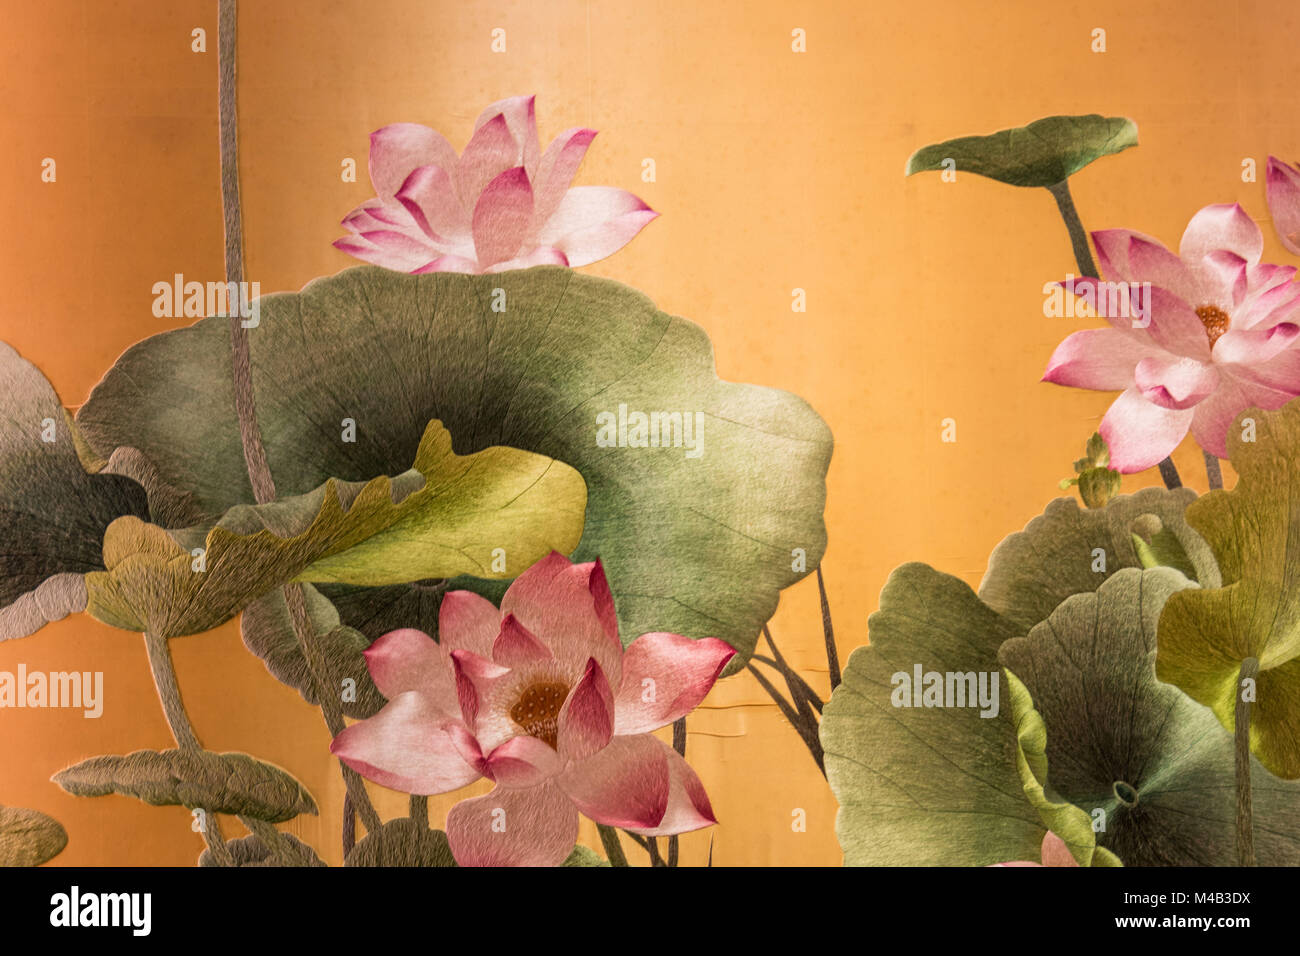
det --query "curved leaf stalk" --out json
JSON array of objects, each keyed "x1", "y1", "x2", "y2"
[
  {"x1": 217, "y1": 0, "x2": 379, "y2": 849},
  {"x1": 143, "y1": 630, "x2": 232, "y2": 865}
]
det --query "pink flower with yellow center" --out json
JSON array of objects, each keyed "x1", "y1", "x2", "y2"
[
  {"x1": 1043, "y1": 204, "x2": 1300, "y2": 471},
  {"x1": 334, "y1": 95, "x2": 658, "y2": 274},
  {"x1": 330, "y1": 551, "x2": 734, "y2": 866}
]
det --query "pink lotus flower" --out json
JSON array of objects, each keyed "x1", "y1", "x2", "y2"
[
  {"x1": 989, "y1": 831, "x2": 1080, "y2": 867},
  {"x1": 1043, "y1": 204, "x2": 1300, "y2": 471},
  {"x1": 1267, "y1": 156, "x2": 1300, "y2": 256},
  {"x1": 330, "y1": 551, "x2": 734, "y2": 866},
  {"x1": 334, "y1": 95, "x2": 658, "y2": 274}
]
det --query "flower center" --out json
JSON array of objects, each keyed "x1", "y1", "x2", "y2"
[
  {"x1": 509, "y1": 681, "x2": 569, "y2": 749},
  {"x1": 1196, "y1": 305, "x2": 1230, "y2": 349}
]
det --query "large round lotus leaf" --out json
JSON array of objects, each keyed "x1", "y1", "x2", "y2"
[
  {"x1": 1001, "y1": 568, "x2": 1300, "y2": 866},
  {"x1": 821, "y1": 562, "x2": 1046, "y2": 866},
  {"x1": 76, "y1": 267, "x2": 831, "y2": 662}
]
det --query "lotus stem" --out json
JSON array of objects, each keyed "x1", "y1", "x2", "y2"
[
  {"x1": 1204, "y1": 451, "x2": 1224, "y2": 490},
  {"x1": 597, "y1": 825, "x2": 629, "y2": 867},
  {"x1": 1235, "y1": 656, "x2": 1259, "y2": 866},
  {"x1": 1046, "y1": 179, "x2": 1099, "y2": 280}
]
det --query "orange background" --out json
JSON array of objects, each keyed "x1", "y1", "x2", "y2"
[{"x1": 1, "y1": 0, "x2": 1294, "y2": 866}]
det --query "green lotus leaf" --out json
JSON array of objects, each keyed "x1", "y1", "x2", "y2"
[
  {"x1": 1157, "y1": 400, "x2": 1300, "y2": 778},
  {"x1": 562, "y1": 844, "x2": 611, "y2": 867},
  {"x1": 240, "y1": 583, "x2": 385, "y2": 719},
  {"x1": 343, "y1": 819, "x2": 456, "y2": 867},
  {"x1": 1003, "y1": 672, "x2": 1122, "y2": 866},
  {"x1": 979, "y1": 488, "x2": 1218, "y2": 633},
  {"x1": 84, "y1": 421, "x2": 586, "y2": 638},
  {"x1": 905, "y1": 114, "x2": 1138, "y2": 187},
  {"x1": 0, "y1": 343, "x2": 151, "y2": 641},
  {"x1": 0, "y1": 805, "x2": 68, "y2": 866},
  {"x1": 820, "y1": 562, "x2": 1045, "y2": 866},
  {"x1": 1001, "y1": 567, "x2": 1300, "y2": 865},
  {"x1": 75, "y1": 266, "x2": 831, "y2": 662},
  {"x1": 52, "y1": 749, "x2": 318, "y2": 823}
]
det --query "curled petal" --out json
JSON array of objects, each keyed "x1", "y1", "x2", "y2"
[
  {"x1": 450, "y1": 648, "x2": 511, "y2": 728},
  {"x1": 614, "y1": 633, "x2": 735, "y2": 735},
  {"x1": 1142, "y1": 286, "x2": 1213, "y2": 362},
  {"x1": 330, "y1": 691, "x2": 480, "y2": 795},
  {"x1": 559, "y1": 734, "x2": 716, "y2": 837},
  {"x1": 1133, "y1": 355, "x2": 1218, "y2": 410},
  {"x1": 484, "y1": 247, "x2": 570, "y2": 273},
  {"x1": 1039, "y1": 831, "x2": 1080, "y2": 867},
  {"x1": 532, "y1": 127, "x2": 598, "y2": 226},
  {"x1": 534, "y1": 186, "x2": 659, "y2": 267},
  {"x1": 492, "y1": 613, "x2": 552, "y2": 668},
  {"x1": 396, "y1": 164, "x2": 471, "y2": 242},
  {"x1": 481, "y1": 734, "x2": 563, "y2": 788},
  {"x1": 501, "y1": 552, "x2": 624, "y2": 688},
  {"x1": 1180, "y1": 203, "x2": 1263, "y2": 268},
  {"x1": 1267, "y1": 157, "x2": 1300, "y2": 256},
  {"x1": 363, "y1": 628, "x2": 457, "y2": 715},
  {"x1": 1214, "y1": 323, "x2": 1300, "y2": 367},
  {"x1": 1099, "y1": 387, "x2": 1194, "y2": 473},
  {"x1": 1041, "y1": 328, "x2": 1158, "y2": 391},
  {"x1": 557, "y1": 658, "x2": 614, "y2": 762},
  {"x1": 474, "y1": 95, "x2": 541, "y2": 179},
  {"x1": 438, "y1": 589, "x2": 502, "y2": 659},
  {"x1": 369, "y1": 123, "x2": 460, "y2": 198},
  {"x1": 446, "y1": 781, "x2": 578, "y2": 867},
  {"x1": 1091, "y1": 228, "x2": 1168, "y2": 285},
  {"x1": 332, "y1": 234, "x2": 434, "y2": 273},
  {"x1": 1191, "y1": 371, "x2": 1297, "y2": 458}
]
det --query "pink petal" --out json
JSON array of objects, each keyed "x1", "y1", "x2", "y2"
[
  {"x1": 1191, "y1": 370, "x2": 1296, "y2": 458},
  {"x1": 559, "y1": 734, "x2": 716, "y2": 837},
  {"x1": 483, "y1": 247, "x2": 570, "y2": 273},
  {"x1": 455, "y1": 113, "x2": 519, "y2": 212},
  {"x1": 439, "y1": 590, "x2": 503, "y2": 659},
  {"x1": 1193, "y1": 249, "x2": 1249, "y2": 312},
  {"x1": 396, "y1": 164, "x2": 471, "y2": 242},
  {"x1": 332, "y1": 235, "x2": 434, "y2": 273},
  {"x1": 613, "y1": 633, "x2": 735, "y2": 735},
  {"x1": 1125, "y1": 235, "x2": 1201, "y2": 305},
  {"x1": 480, "y1": 735, "x2": 563, "y2": 788},
  {"x1": 1143, "y1": 286, "x2": 1213, "y2": 361},
  {"x1": 1041, "y1": 328, "x2": 1156, "y2": 391},
  {"x1": 363, "y1": 628, "x2": 458, "y2": 716},
  {"x1": 472, "y1": 166, "x2": 535, "y2": 268},
  {"x1": 1099, "y1": 387, "x2": 1194, "y2": 473},
  {"x1": 473, "y1": 95, "x2": 541, "y2": 180},
  {"x1": 330, "y1": 692, "x2": 480, "y2": 795},
  {"x1": 533, "y1": 186, "x2": 659, "y2": 267},
  {"x1": 413, "y1": 253, "x2": 484, "y2": 274},
  {"x1": 1235, "y1": 346, "x2": 1300, "y2": 394},
  {"x1": 557, "y1": 659, "x2": 614, "y2": 762},
  {"x1": 1059, "y1": 276, "x2": 1156, "y2": 333},
  {"x1": 1241, "y1": 280, "x2": 1300, "y2": 331},
  {"x1": 1267, "y1": 157, "x2": 1300, "y2": 256},
  {"x1": 1133, "y1": 356, "x2": 1219, "y2": 410},
  {"x1": 1214, "y1": 323, "x2": 1300, "y2": 366},
  {"x1": 446, "y1": 781, "x2": 578, "y2": 867},
  {"x1": 500, "y1": 552, "x2": 624, "y2": 688},
  {"x1": 450, "y1": 648, "x2": 511, "y2": 728},
  {"x1": 1180, "y1": 203, "x2": 1263, "y2": 268},
  {"x1": 1091, "y1": 228, "x2": 1169, "y2": 285},
  {"x1": 369, "y1": 123, "x2": 460, "y2": 199},
  {"x1": 532, "y1": 127, "x2": 598, "y2": 228},
  {"x1": 492, "y1": 613, "x2": 553, "y2": 668},
  {"x1": 1039, "y1": 831, "x2": 1080, "y2": 867}
]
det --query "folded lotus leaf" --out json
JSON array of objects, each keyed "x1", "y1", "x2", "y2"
[{"x1": 0, "y1": 805, "x2": 68, "y2": 866}]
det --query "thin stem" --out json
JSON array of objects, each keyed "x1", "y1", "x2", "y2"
[
  {"x1": 597, "y1": 825, "x2": 629, "y2": 867},
  {"x1": 1235, "y1": 657, "x2": 1259, "y2": 867},
  {"x1": 667, "y1": 718, "x2": 686, "y2": 867},
  {"x1": 342, "y1": 794, "x2": 356, "y2": 857},
  {"x1": 817, "y1": 567, "x2": 841, "y2": 690},
  {"x1": 218, "y1": 0, "x2": 380, "y2": 846},
  {"x1": 1157, "y1": 457, "x2": 1182, "y2": 489},
  {"x1": 1046, "y1": 179, "x2": 1098, "y2": 279},
  {"x1": 751, "y1": 654, "x2": 824, "y2": 714},
  {"x1": 761, "y1": 625, "x2": 823, "y2": 717},
  {"x1": 143, "y1": 630, "x2": 231, "y2": 864},
  {"x1": 1204, "y1": 451, "x2": 1224, "y2": 491},
  {"x1": 747, "y1": 663, "x2": 825, "y2": 774}
]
